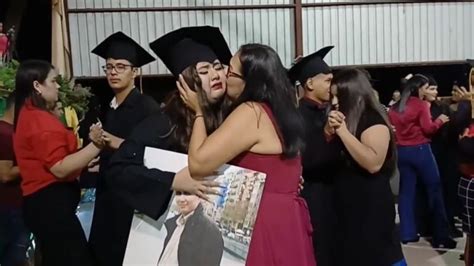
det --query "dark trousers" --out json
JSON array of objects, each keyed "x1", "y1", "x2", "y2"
[
  {"x1": 301, "y1": 181, "x2": 337, "y2": 266},
  {"x1": 22, "y1": 182, "x2": 93, "y2": 266},
  {"x1": 432, "y1": 143, "x2": 463, "y2": 224},
  {"x1": 398, "y1": 144, "x2": 450, "y2": 241},
  {"x1": 88, "y1": 190, "x2": 134, "y2": 266},
  {"x1": 0, "y1": 208, "x2": 29, "y2": 266}
]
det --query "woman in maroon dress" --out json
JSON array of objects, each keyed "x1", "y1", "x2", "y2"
[{"x1": 178, "y1": 43, "x2": 316, "y2": 266}]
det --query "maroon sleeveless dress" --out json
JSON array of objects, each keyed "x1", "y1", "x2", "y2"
[{"x1": 231, "y1": 103, "x2": 316, "y2": 266}]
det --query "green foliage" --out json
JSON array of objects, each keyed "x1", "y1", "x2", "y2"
[
  {"x1": 0, "y1": 60, "x2": 19, "y2": 98},
  {"x1": 0, "y1": 61, "x2": 93, "y2": 118},
  {"x1": 56, "y1": 75, "x2": 93, "y2": 119}
]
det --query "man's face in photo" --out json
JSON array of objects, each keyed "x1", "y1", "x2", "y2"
[{"x1": 175, "y1": 192, "x2": 201, "y2": 216}]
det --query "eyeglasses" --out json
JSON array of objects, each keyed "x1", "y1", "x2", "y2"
[
  {"x1": 102, "y1": 63, "x2": 134, "y2": 74},
  {"x1": 226, "y1": 67, "x2": 244, "y2": 79}
]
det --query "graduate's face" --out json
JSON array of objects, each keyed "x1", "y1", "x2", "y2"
[
  {"x1": 34, "y1": 69, "x2": 60, "y2": 106},
  {"x1": 175, "y1": 192, "x2": 201, "y2": 216},
  {"x1": 105, "y1": 59, "x2": 137, "y2": 91},
  {"x1": 195, "y1": 59, "x2": 227, "y2": 103},
  {"x1": 306, "y1": 72, "x2": 333, "y2": 102},
  {"x1": 226, "y1": 54, "x2": 245, "y2": 100},
  {"x1": 424, "y1": 85, "x2": 438, "y2": 102}
]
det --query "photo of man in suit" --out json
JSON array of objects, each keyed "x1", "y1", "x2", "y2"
[{"x1": 158, "y1": 192, "x2": 224, "y2": 266}]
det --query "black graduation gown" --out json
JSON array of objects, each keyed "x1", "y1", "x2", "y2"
[
  {"x1": 88, "y1": 88, "x2": 160, "y2": 266},
  {"x1": 298, "y1": 98, "x2": 343, "y2": 266},
  {"x1": 431, "y1": 102, "x2": 462, "y2": 230},
  {"x1": 106, "y1": 112, "x2": 176, "y2": 220}
]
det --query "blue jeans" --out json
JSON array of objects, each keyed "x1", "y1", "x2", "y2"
[
  {"x1": 0, "y1": 208, "x2": 29, "y2": 266},
  {"x1": 397, "y1": 143, "x2": 450, "y2": 241},
  {"x1": 393, "y1": 258, "x2": 408, "y2": 266}
]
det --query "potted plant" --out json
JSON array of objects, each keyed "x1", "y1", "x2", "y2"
[
  {"x1": 0, "y1": 61, "x2": 93, "y2": 146},
  {"x1": 0, "y1": 60, "x2": 19, "y2": 116},
  {"x1": 56, "y1": 75, "x2": 93, "y2": 122}
]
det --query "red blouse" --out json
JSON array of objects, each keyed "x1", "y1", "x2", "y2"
[
  {"x1": 388, "y1": 96, "x2": 443, "y2": 146},
  {"x1": 13, "y1": 100, "x2": 80, "y2": 196}
]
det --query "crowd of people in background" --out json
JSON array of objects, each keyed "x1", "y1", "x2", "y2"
[{"x1": 0, "y1": 25, "x2": 474, "y2": 266}]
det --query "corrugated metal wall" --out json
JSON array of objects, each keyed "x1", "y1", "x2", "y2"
[
  {"x1": 67, "y1": 1, "x2": 474, "y2": 77},
  {"x1": 67, "y1": 0, "x2": 294, "y2": 77},
  {"x1": 68, "y1": 0, "x2": 292, "y2": 8},
  {"x1": 303, "y1": 2, "x2": 474, "y2": 66},
  {"x1": 303, "y1": 0, "x2": 395, "y2": 3}
]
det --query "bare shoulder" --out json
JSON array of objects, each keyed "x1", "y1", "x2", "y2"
[
  {"x1": 229, "y1": 102, "x2": 264, "y2": 120},
  {"x1": 361, "y1": 124, "x2": 390, "y2": 138}
]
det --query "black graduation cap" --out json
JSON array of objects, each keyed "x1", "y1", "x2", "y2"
[
  {"x1": 149, "y1": 26, "x2": 232, "y2": 77},
  {"x1": 288, "y1": 46, "x2": 334, "y2": 84},
  {"x1": 91, "y1": 31, "x2": 155, "y2": 67}
]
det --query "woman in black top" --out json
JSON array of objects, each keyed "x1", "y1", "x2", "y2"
[{"x1": 327, "y1": 69, "x2": 405, "y2": 266}]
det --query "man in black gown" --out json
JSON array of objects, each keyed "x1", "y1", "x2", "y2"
[
  {"x1": 289, "y1": 46, "x2": 342, "y2": 266},
  {"x1": 87, "y1": 32, "x2": 160, "y2": 266}
]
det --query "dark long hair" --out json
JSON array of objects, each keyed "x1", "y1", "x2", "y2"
[
  {"x1": 426, "y1": 74, "x2": 438, "y2": 87},
  {"x1": 332, "y1": 68, "x2": 397, "y2": 171},
  {"x1": 162, "y1": 65, "x2": 228, "y2": 152},
  {"x1": 394, "y1": 74, "x2": 429, "y2": 113},
  {"x1": 231, "y1": 43, "x2": 304, "y2": 158},
  {"x1": 14, "y1": 60, "x2": 55, "y2": 130}
]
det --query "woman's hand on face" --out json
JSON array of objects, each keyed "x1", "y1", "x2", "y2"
[{"x1": 177, "y1": 74, "x2": 202, "y2": 115}]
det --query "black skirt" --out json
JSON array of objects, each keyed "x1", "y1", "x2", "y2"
[{"x1": 22, "y1": 181, "x2": 93, "y2": 266}]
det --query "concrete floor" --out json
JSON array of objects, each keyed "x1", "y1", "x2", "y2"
[
  {"x1": 76, "y1": 202, "x2": 467, "y2": 266},
  {"x1": 402, "y1": 237, "x2": 465, "y2": 266}
]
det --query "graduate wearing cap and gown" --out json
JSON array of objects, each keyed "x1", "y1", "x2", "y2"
[
  {"x1": 104, "y1": 26, "x2": 230, "y2": 265},
  {"x1": 289, "y1": 46, "x2": 344, "y2": 266},
  {"x1": 87, "y1": 31, "x2": 160, "y2": 266}
]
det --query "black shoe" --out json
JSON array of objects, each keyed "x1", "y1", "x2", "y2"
[
  {"x1": 460, "y1": 253, "x2": 465, "y2": 261},
  {"x1": 431, "y1": 238, "x2": 457, "y2": 249},
  {"x1": 401, "y1": 237, "x2": 420, "y2": 244}
]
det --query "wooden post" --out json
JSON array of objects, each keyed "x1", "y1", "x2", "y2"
[{"x1": 294, "y1": 0, "x2": 303, "y2": 58}]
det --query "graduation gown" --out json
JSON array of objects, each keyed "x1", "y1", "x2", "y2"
[
  {"x1": 106, "y1": 112, "x2": 176, "y2": 220},
  {"x1": 298, "y1": 97, "x2": 343, "y2": 266},
  {"x1": 88, "y1": 88, "x2": 160, "y2": 266}
]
